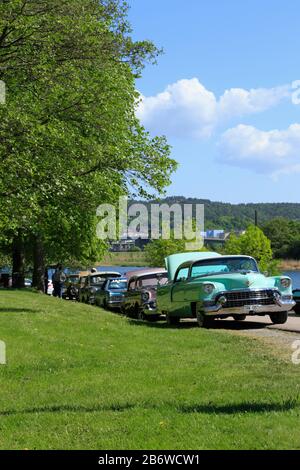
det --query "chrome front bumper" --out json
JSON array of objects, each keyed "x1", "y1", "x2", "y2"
[
  {"x1": 204, "y1": 298, "x2": 296, "y2": 316},
  {"x1": 107, "y1": 299, "x2": 124, "y2": 308}
]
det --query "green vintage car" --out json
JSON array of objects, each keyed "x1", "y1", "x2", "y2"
[{"x1": 156, "y1": 252, "x2": 295, "y2": 327}]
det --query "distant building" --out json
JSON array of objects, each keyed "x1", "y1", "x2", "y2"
[{"x1": 110, "y1": 240, "x2": 135, "y2": 252}]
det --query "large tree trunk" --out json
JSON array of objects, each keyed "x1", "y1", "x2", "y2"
[
  {"x1": 32, "y1": 236, "x2": 45, "y2": 292},
  {"x1": 12, "y1": 233, "x2": 25, "y2": 288}
]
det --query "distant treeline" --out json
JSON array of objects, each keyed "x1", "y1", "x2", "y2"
[{"x1": 130, "y1": 196, "x2": 300, "y2": 231}]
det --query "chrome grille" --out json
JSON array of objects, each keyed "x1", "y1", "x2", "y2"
[
  {"x1": 217, "y1": 289, "x2": 277, "y2": 308},
  {"x1": 110, "y1": 295, "x2": 123, "y2": 302}
]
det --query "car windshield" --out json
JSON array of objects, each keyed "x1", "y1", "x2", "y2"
[
  {"x1": 67, "y1": 276, "x2": 79, "y2": 283},
  {"x1": 90, "y1": 276, "x2": 106, "y2": 285},
  {"x1": 191, "y1": 257, "x2": 258, "y2": 278},
  {"x1": 137, "y1": 273, "x2": 168, "y2": 288},
  {"x1": 108, "y1": 280, "x2": 127, "y2": 290},
  {"x1": 96, "y1": 273, "x2": 120, "y2": 279}
]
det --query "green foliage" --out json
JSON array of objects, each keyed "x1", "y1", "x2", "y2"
[
  {"x1": 129, "y1": 246, "x2": 142, "y2": 252},
  {"x1": 134, "y1": 197, "x2": 300, "y2": 232},
  {"x1": 0, "y1": 0, "x2": 176, "y2": 268},
  {"x1": 144, "y1": 238, "x2": 186, "y2": 267},
  {"x1": 224, "y1": 225, "x2": 273, "y2": 272},
  {"x1": 262, "y1": 218, "x2": 300, "y2": 260}
]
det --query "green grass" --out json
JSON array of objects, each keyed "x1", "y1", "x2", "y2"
[{"x1": 0, "y1": 290, "x2": 299, "y2": 450}]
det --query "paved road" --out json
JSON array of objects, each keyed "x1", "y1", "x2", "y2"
[{"x1": 221, "y1": 314, "x2": 300, "y2": 334}]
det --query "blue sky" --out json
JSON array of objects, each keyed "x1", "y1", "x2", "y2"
[{"x1": 128, "y1": 0, "x2": 300, "y2": 203}]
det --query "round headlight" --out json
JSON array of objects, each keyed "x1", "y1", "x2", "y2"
[
  {"x1": 203, "y1": 283, "x2": 215, "y2": 294},
  {"x1": 142, "y1": 292, "x2": 150, "y2": 302},
  {"x1": 280, "y1": 278, "x2": 291, "y2": 288}
]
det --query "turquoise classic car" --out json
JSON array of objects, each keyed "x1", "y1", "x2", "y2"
[{"x1": 156, "y1": 252, "x2": 295, "y2": 327}]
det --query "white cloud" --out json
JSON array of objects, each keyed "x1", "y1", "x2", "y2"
[
  {"x1": 137, "y1": 79, "x2": 217, "y2": 138},
  {"x1": 219, "y1": 123, "x2": 300, "y2": 177},
  {"x1": 218, "y1": 85, "x2": 290, "y2": 119},
  {"x1": 137, "y1": 78, "x2": 291, "y2": 138}
]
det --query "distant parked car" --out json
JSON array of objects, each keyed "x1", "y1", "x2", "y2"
[
  {"x1": 293, "y1": 289, "x2": 300, "y2": 315},
  {"x1": 24, "y1": 278, "x2": 32, "y2": 288},
  {"x1": 122, "y1": 269, "x2": 168, "y2": 320},
  {"x1": 95, "y1": 278, "x2": 127, "y2": 309},
  {"x1": 79, "y1": 271, "x2": 121, "y2": 304},
  {"x1": 62, "y1": 274, "x2": 81, "y2": 300}
]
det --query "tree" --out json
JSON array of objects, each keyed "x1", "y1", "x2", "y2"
[
  {"x1": 224, "y1": 225, "x2": 273, "y2": 272},
  {"x1": 0, "y1": 1, "x2": 177, "y2": 289},
  {"x1": 262, "y1": 218, "x2": 300, "y2": 259},
  {"x1": 144, "y1": 238, "x2": 186, "y2": 268},
  {"x1": 144, "y1": 221, "x2": 208, "y2": 267}
]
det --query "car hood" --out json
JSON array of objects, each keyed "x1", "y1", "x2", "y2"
[{"x1": 192, "y1": 272, "x2": 274, "y2": 291}]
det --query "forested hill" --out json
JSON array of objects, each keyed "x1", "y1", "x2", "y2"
[{"x1": 132, "y1": 197, "x2": 300, "y2": 231}]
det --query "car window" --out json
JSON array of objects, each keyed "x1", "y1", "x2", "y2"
[
  {"x1": 175, "y1": 267, "x2": 189, "y2": 282},
  {"x1": 137, "y1": 274, "x2": 168, "y2": 288},
  {"x1": 191, "y1": 265, "x2": 228, "y2": 277}
]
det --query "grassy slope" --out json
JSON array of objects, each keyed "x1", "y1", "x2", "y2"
[{"x1": 0, "y1": 290, "x2": 299, "y2": 450}]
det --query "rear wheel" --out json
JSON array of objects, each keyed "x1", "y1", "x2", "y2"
[
  {"x1": 269, "y1": 312, "x2": 288, "y2": 324},
  {"x1": 233, "y1": 315, "x2": 247, "y2": 321}
]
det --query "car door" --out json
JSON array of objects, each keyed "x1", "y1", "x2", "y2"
[
  {"x1": 96, "y1": 280, "x2": 105, "y2": 306},
  {"x1": 170, "y1": 267, "x2": 190, "y2": 316},
  {"x1": 125, "y1": 278, "x2": 137, "y2": 312}
]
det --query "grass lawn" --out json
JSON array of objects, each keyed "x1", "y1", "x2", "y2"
[{"x1": 0, "y1": 290, "x2": 299, "y2": 450}]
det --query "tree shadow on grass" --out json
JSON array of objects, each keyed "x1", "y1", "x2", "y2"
[
  {"x1": 0, "y1": 308, "x2": 38, "y2": 313},
  {"x1": 0, "y1": 402, "x2": 135, "y2": 417},
  {"x1": 177, "y1": 400, "x2": 298, "y2": 414},
  {"x1": 0, "y1": 400, "x2": 297, "y2": 417},
  {"x1": 127, "y1": 319, "x2": 197, "y2": 330}
]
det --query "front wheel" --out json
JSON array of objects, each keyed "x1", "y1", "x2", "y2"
[
  {"x1": 120, "y1": 305, "x2": 126, "y2": 315},
  {"x1": 166, "y1": 312, "x2": 180, "y2": 326},
  {"x1": 233, "y1": 315, "x2": 247, "y2": 321},
  {"x1": 137, "y1": 309, "x2": 145, "y2": 321},
  {"x1": 294, "y1": 304, "x2": 300, "y2": 315},
  {"x1": 197, "y1": 310, "x2": 213, "y2": 328},
  {"x1": 269, "y1": 312, "x2": 288, "y2": 324}
]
